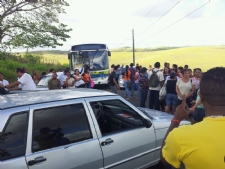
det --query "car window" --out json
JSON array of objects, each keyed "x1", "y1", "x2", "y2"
[
  {"x1": 37, "y1": 76, "x2": 52, "y2": 87},
  {"x1": 32, "y1": 103, "x2": 92, "y2": 152},
  {"x1": 0, "y1": 112, "x2": 28, "y2": 161},
  {"x1": 89, "y1": 100, "x2": 144, "y2": 136}
]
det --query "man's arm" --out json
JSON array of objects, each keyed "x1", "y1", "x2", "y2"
[
  {"x1": 4, "y1": 81, "x2": 21, "y2": 89},
  {"x1": 159, "y1": 72, "x2": 165, "y2": 87},
  {"x1": 190, "y1": 98, "x2": 202, "y2": 113},
  {"x1": 160, "y1": 95, "x2": 190, "y2": 164},
  {"x1": 113, "y1": 78, "x2": 120, "y2": 89}
]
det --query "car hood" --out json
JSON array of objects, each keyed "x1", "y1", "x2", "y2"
[{"x1": 138, "y1": 107, "x2": 191, "y2": 129}]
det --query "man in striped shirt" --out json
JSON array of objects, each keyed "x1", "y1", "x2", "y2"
[{"x1": 139, "y1": 67, "x2": 149, "y2": 108}]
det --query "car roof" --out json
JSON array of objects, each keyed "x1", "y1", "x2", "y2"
[
  {"x1": 0, "y1": 89, "x2": 116, "y2": 110},
  {"x1": 45, "y1": 72, "x2": 62, "y2": 76}
]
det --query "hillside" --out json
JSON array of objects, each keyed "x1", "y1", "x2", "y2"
[{"x1": 28, "y1": 46, "x2": 225, "y2": 72}]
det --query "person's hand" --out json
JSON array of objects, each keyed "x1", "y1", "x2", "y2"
[
  {"x1": 0, "y1": 83, "x2": 4, "y2": 88},
  {"x1": 190, "y1": 100, "x2": 196, "y2": 106},
  {"x1": 174, "y1": 95, "x2": 190, "y2": 121},
  {"x1": 189, "y1": 107, "x2": 195, "y2": 113},
  {"x1": 117, "y1": 85, "x2": 120, "y2": 90}
]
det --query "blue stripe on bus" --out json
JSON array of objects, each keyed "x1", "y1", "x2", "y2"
[{"x1": 91, "y1": 74, "x2": 109, "y2": 78}]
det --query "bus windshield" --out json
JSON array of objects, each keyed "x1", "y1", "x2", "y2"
[{"x1": 71, "y1": 50, "x2": 108, "y2": 71}]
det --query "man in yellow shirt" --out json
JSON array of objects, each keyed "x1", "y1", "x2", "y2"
[{"x1": 161, "y1": 67, "x2": 225, "y2": 169}]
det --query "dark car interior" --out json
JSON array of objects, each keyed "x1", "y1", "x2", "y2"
[{"x1": 90, "y1": 100, "x2": 144, "y2": 136}]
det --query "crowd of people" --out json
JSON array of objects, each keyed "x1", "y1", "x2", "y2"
[
  {"x1": 0, "y1": 63, "x2": 224, "y2": 169},
  {"x1": 0, "y1": 62, "x2": 206, "y2": 123},
  {"x1": 108, "y1": 62, "x2": 204, "y2": 124},
  {"x1": 0, "y1": 65, "x2": 93, "y2": 92}
]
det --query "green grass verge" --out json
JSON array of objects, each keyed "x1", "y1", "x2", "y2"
[{"x1": 1, "y1": 59, "x2": 68, "y2": 83}]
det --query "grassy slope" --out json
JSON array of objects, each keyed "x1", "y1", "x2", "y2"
[
  {"x1": 36, "y1": 46, "x2": 225, "y2": 72},
  {"x1": 111, "y1": 46, "x2": 225, "y2": 72}
]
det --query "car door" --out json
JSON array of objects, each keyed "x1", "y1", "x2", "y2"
[
  {"x1": 25, "y1": 99, "x2": 104, "y2": 169},
  {"x1": 85, "y1": 96, "x2": 157, "y2": 169},
  {"x1": 0, "y1": 107, "x2": 30, "y2": 169}
]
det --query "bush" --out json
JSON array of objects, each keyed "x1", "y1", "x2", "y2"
[{"x1": 0, "y1": 52, "x2": 68, "y2": 83}]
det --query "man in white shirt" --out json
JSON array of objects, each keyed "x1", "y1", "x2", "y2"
[
  {"x1": 57, "y1": 68, "x2": 69, "y2": 88},
  {"x1": 0, "y1": 68, "x2": 36, "y2": 90},
  {"x1": 0, "y1": 72, "x2": 9, "y2": 86},
  {"x1": 148, "y1": 62, "x2": 164, "y2": 110}
]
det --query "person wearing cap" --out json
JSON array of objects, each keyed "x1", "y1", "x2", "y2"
[{"x1": 0, "y1": 72, "x2": 9, "y2": 86}]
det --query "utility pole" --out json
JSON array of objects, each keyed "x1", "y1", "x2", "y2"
[{"x1": 132, "y1": 29, "x2": 135, "y2": 65}]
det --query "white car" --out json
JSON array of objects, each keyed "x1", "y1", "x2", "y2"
[{"x1": 36, "y1": 72, "x2": 63, "y2": 90}]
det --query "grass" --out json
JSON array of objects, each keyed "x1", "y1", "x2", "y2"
[
  {"x1": 41, "y1": 53, "x2": 69, "y2": 65},
  {"x1": 109, "y1": 46, "x2": 225, "y2": 72},
  {"x1": 32, "y1": 46, "x2": 225, "y2": 72},
  {"x1": 0, "y1": 59, "x2": 67, "y2": 82}
]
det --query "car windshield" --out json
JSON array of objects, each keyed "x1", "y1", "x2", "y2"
[
  {"x1": 138, "y1": 108, "x2": 153, "y2": 120},
  {"x1": 71, "y1": 51, "x2": 108, "y2": 71},
  {"x1": 37, "y1": 76, "x2": 52, "y2": 87}
]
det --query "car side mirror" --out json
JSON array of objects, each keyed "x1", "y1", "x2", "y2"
[
  {"x1": 108, "y1": 51, "x2": 111, "y2": 56},
  {"x1": 142, "y1": 118, "x2": 152, "y2": 128}
]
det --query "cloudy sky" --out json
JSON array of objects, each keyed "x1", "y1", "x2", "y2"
[{"x1": 44, "y1": 0, "x2": 225, "y2": 50}]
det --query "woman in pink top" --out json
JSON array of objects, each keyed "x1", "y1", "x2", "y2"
[{"x1": 192, "y1": 68, "x2": 201, "y2": 90}]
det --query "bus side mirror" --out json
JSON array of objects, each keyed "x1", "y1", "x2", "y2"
[
  {"x1": 108, "y1": 51, "x2": 111, "y2": 56},
  {"x1": 68, "y1": 53, "x2": 70, "y2": 59}
]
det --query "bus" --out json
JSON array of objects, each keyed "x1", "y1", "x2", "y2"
[{"x1": 68, "y1": 43, "x2": 111, "y2": 85}]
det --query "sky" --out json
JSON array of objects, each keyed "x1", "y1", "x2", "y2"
[{"x1": 31, "y1": 0, "x2": 225, "y2": 50}]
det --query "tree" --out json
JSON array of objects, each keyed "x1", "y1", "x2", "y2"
[{"x1": 0, "y1": 0, "x2": 72, "y2": 49}]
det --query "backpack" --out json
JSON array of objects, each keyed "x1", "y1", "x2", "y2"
[{"x1": 149, "y1": 70, "x2": 160, "y2": 87}]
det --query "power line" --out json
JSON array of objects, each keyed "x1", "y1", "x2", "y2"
[
  {"x1": 136, "y1": 1, "x2": 180, "y2": 37},
  {"x1": 136, "y1": 0, "x2": 211, "y2": 43},
  {"x1": 113, "y1": 1, "x2": 159, "y2": 48},
  {"x1": 144, "y1": 0, "x2": 159, "y2": 18},
  {"x1": 113, "y1": 39, "x2": 129, "y2": 48},
  {"x1": 113, "y1": 0, "x2": 159, "y2": 48}
]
